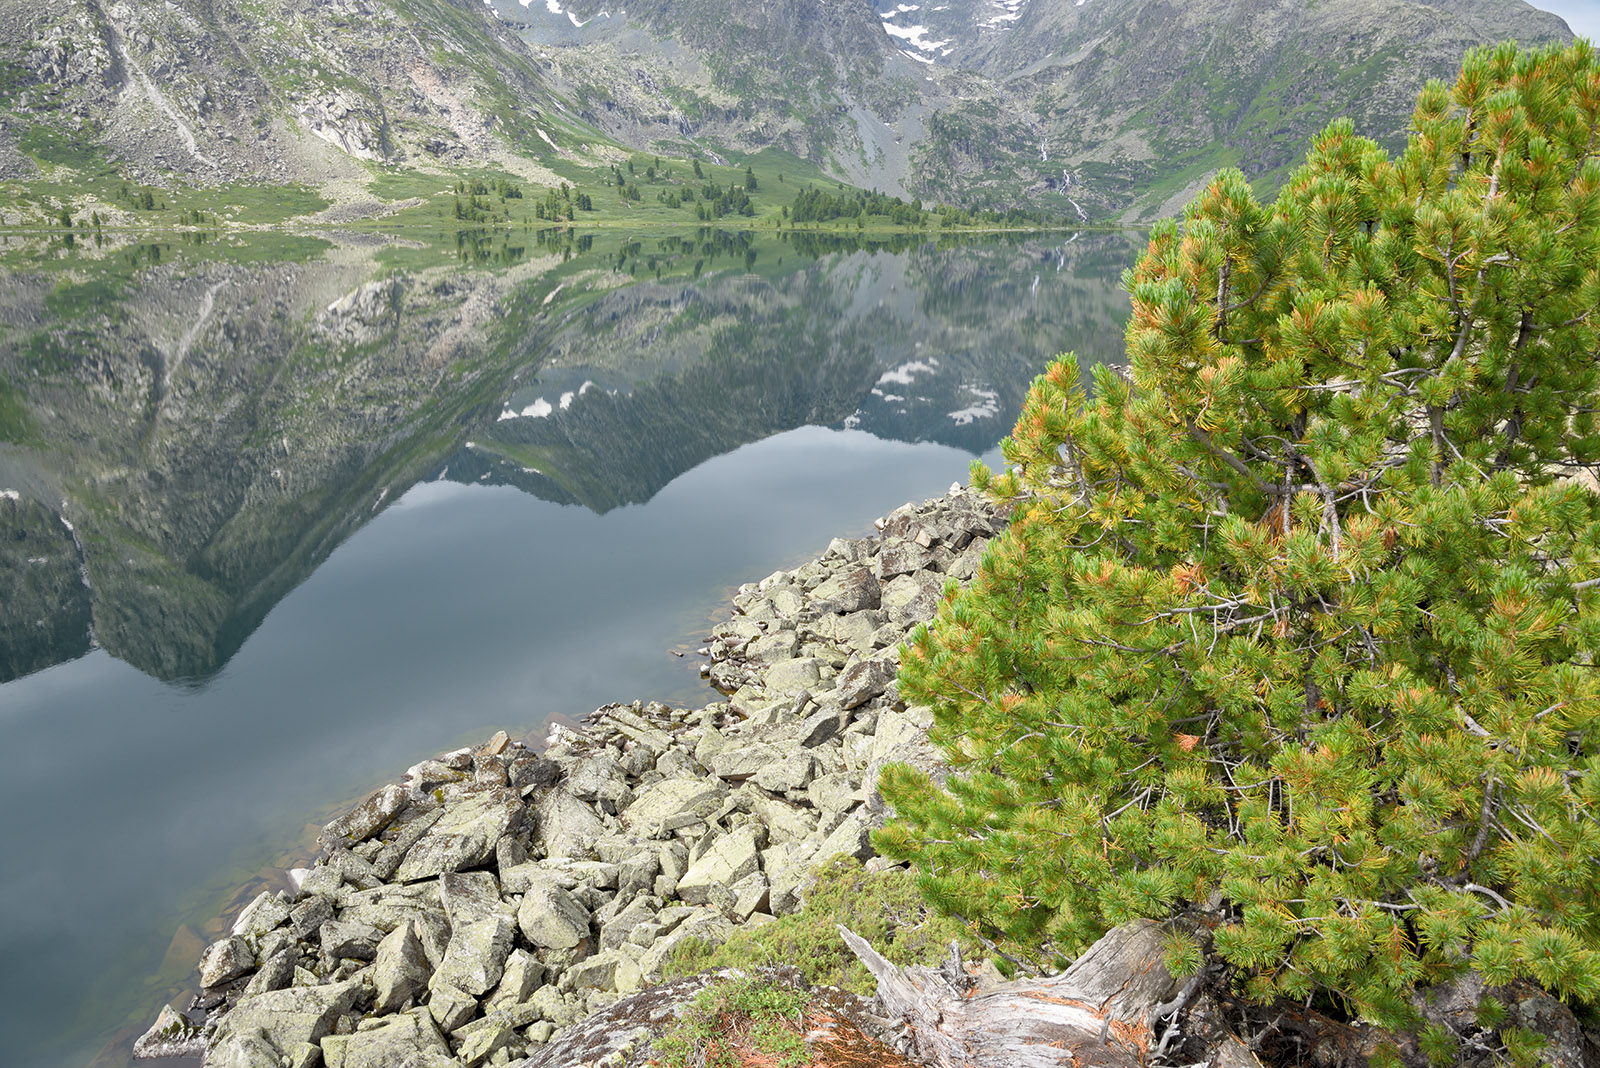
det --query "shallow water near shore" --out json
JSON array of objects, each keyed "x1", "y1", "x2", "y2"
[{"x1": 0, "y1": 227, "x2": 1140, "y2": 1066}]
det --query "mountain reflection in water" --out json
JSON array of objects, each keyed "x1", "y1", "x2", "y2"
[{"x1": 0, "y1": 227, "x2": 1140, "y2": 1067}]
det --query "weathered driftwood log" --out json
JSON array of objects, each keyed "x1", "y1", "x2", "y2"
[{"x1": 839, "y1": 919, "x2": 1185, "y2": 1068}]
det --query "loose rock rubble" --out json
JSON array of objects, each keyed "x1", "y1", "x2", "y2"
[{"x1": 142, "y1": 485, "x2": 1003, "y2": 1068}]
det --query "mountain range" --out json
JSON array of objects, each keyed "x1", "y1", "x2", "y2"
[{"x1": 0, "y1": 0, "x2": 1576, "y2": 219}]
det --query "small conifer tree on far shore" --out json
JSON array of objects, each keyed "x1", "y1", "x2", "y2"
[{"x1": 876, "y1": 39, "x2": 1600, "y2": 1034}]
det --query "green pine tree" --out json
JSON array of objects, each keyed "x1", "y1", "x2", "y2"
[{"x1": 877, "y1": 39, "x2": 1600, "y2": 1033}]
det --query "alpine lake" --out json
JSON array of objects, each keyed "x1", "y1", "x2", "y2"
[{"x1": 0, "y1": 223, "x2": 1143, "y2": 1067}]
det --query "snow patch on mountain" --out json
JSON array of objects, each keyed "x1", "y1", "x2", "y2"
[
  {"x1": 984, "y1": 0, "x2": 1028, "y2": 28},
  {"x1": 881, "y1": 18, "x2": 951, "y2": 53},
  {"x1": 521, "y1": 0, "x2": 610, "y2": 28}
]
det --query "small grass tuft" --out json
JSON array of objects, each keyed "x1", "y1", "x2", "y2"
[
  {"x1": 663, "y1": 856, "x2": 974, "y2": 995},
  {"x1": 652, "y1": 972, "x2": 811, "y2": 1068}
]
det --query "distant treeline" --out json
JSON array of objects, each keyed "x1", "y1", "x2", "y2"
[{"x1": 785, "y1": 185, "x2": 1060, "y2": 228}]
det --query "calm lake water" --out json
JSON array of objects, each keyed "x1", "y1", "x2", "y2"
[{"x1": 0, "y1": 227, "x2": 1141, "y2": 1066}]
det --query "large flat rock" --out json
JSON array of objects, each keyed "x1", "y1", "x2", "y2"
[{"x1": 393, "y1": 789, "x2": 522, "y2": 882}]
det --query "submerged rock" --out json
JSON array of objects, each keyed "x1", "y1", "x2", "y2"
[
  {"x1": 205, "y1": 978, "x2": 365, "y2": 1066},
  {"x1": 133, "y1": 1003, "x2": 205, "y2": 1059}
]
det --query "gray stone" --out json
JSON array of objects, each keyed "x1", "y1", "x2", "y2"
[
  {"x1": 394, "y1": 790, "x2": 523, "y2": 882},
  {"x1": 743, "y1": 790, "x2": 817, "y2": 844},
  {"x1": 232, "y1": 891, "x2": 293, "y2": 941},
  {"x1": 134, "y1": 1004, "x2": 205, "y2": 1059},
  {"x1": 864, "y1": 705, "x2": 945, "y2": 820},
  {"x1": 565, "y1": 948, "x2": 644, "y2": 994},
  {"x1": 319, "y1": 918, "x2": 384, "y2": 970},
  {"x1": 372, "y1": 921, "x2": 431, "y2": 1014},
  {"x1": 677, "y1": 826, "x2": 763, "y2": 905},
  {"x1": 753, "y1": 750, "x2": 815, "y2": 793},
  {"x1": 728, "y1": 872, "x2": 770, "y2": 922},
  {"x1": 440, "y1": 871, "x2": 504, "y2": 928},
  {"x1": 835, "y1": 654, "x2": 898, "y2": 710},
  {"x1": 762, "y1": 657, "x2": 824, "y2": 695},
  {"x1": 769, "y1": 587, "x2": 806, "y2": 618},
  {"x1": 638, "y1": 911, "x2": 734, "y2": 979},
  {"x1": 326, "y1": 849, "x2": 383, "y2": 890},
  {"x1": 881, "y1": 573, "x2": 942, "y2": 625},
  {"x1": 564, "y1": 753, "x2": 632, "y2": 810},
  {"x1": 243, "y1": 946, "x2": 298, "y2": 997},
  {"x1": 747, "y1": 629, "x2": 800, "y2": 662},
  {"x1": 599, "y1": 897, "x2": 660, "y2": 951},
  {"x1": 796, "y1": 706, "x2": 845, "y2": 747},
  {"x1": 426, "y1": 978, "x2": 477, "y2": 1032},
  {"x1": 455, "y1": 1019, "x2": 515, "y2": 1068},
  {"x1": 321, "y1": 784, "x2": 408, "y2": 848},
  {"x1": 483, "y1": 949, "x2": 544, "y2": 1014},
  {"x1": 616, "y1": 851, "x2": 659, "y2": 898},
  {"x1": 816, "y1": 809, "x2": 873, "y2": 862},
  {"x1": 527, "y1": 984, "x2": 581, "y2": 1027},
  {"x1": 207, "y1": 978, "x2": 364, "y2": 1063},
  {"x1": 876, "y1": 541, "x2": 933, "y2": 580},
  {"x1": 534, "y1": 787, "x2": 606, "y2": 860},
  {"x1": 710, "y1": 743, "x2": 783, "y2": 782},
  {"x1": 525, "y1": 1021, "x2": 555, "y2": 1044},
  {"x1": 621, "y1": 777, "x2": 725, "y2": 837},
  {"x1": 204, "y1": 1026, "x2": 281, "y2": 1068},
  {"x1": 810, "y1": 567, "x2": 880, "y2": 613},
  {"x1": 495, "y1": 834, "x2": 530, "y2": 874},
  {"x1": 516, "y1": 880, "x2": 591, "y2": 950},
  {"x1": 340, "y1": 1009, "x2": 453, "y2": 1068},
  {"x1": 434, "y1": 914, "x2": 515, "y2": 995},
  {"x1": 199, "y1": 935, "x2": 255, "y2": 988},
  {"x1": 808, "y1": 773, "x2": 862, "y2": 817}
]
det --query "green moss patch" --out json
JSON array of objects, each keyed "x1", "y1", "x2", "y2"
[{"x1": 663, "y1": 856, "x2": 974, "y2": 995}]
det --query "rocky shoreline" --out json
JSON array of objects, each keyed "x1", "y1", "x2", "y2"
[{"x1": 140, "y1": 484, "x2": 1002, "y2": 1068}]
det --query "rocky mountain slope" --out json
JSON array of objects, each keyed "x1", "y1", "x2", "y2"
[
  {"x1": 919, "y1": 0, "x2": 1577, "y2": 217},
  {"x1": 0, "y1": 0, "x2": 587, "y2": 184},
  {"x1": 497, "y1": 0, "x2": 1574, "y2": 217},
  {"x1": 0, "y1": 0, "x2": 1580, "y2": 216},
  {"x1": 487, "y1": 0, "x2": 940, "y2": 196}
]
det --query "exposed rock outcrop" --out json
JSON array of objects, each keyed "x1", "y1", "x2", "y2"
[{"x1": 152, "y1": 485, "x2": 1000, "y2": 1068}]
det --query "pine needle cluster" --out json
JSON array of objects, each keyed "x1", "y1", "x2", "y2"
[{"x1": 876, "y1": 40, "x2": 1600, "y2": 1032}]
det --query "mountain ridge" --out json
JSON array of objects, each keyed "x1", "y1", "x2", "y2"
[{"x1": 0, "y1": 0, "x2": 1580, "y2": 218}]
